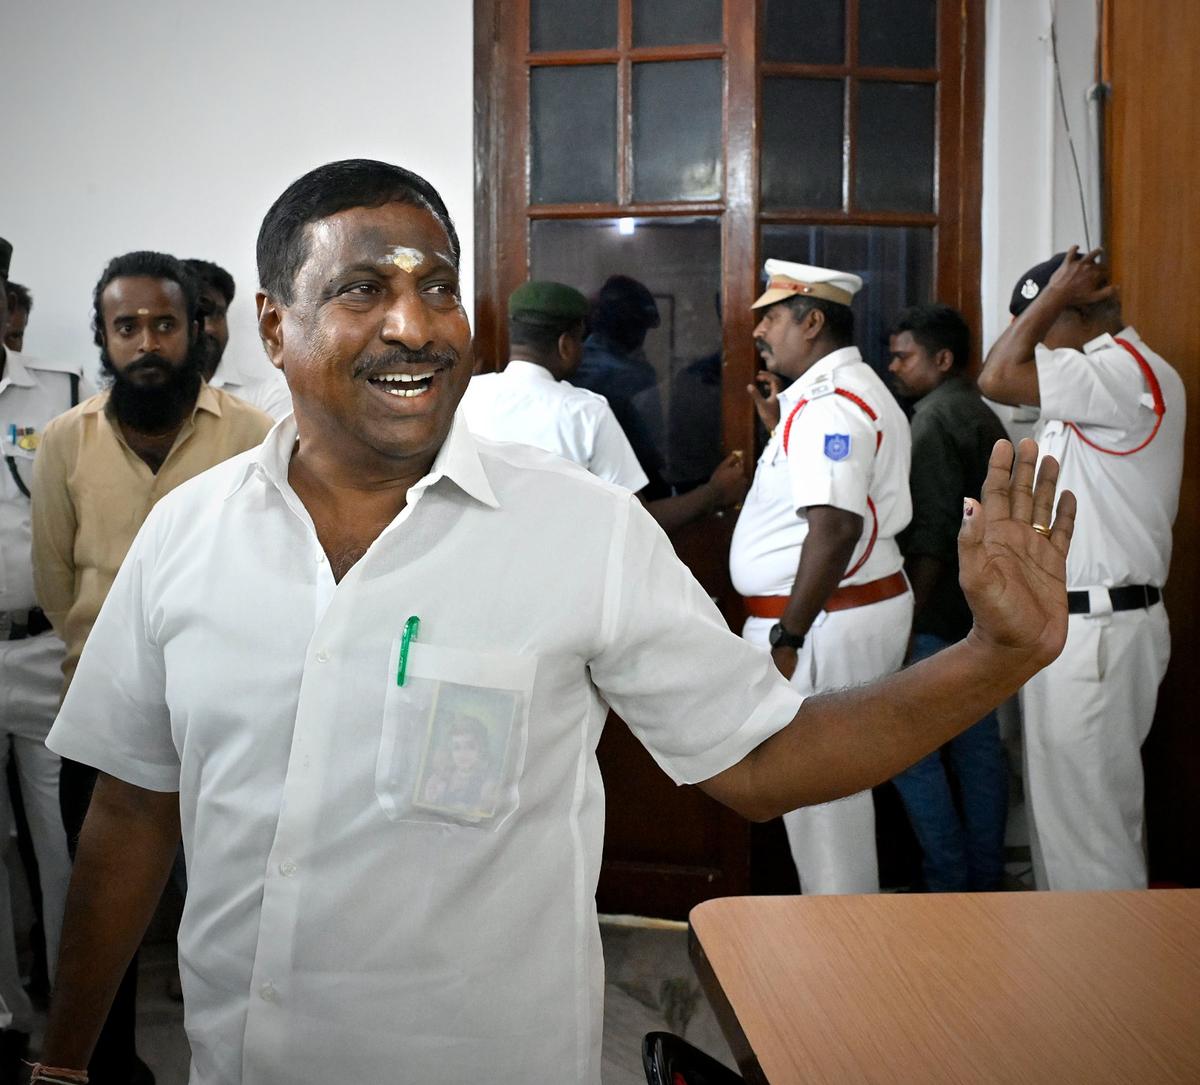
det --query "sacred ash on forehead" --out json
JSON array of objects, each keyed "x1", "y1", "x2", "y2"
[
  {"x1": 137, "y1": 308, "x2": 150, "y2": 315},
  {"x1": 381, "y1": 246, "x2": 425, "y2": 274}
]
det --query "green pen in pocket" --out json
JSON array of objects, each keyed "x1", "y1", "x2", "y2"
[{"x1": 396, "y1": 615, "x2": 421, "y2": 686}]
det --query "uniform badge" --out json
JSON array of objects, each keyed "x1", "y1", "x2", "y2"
[
  {"x1": 808, "y1": 376, "x2": 835, "y2": 399},
  {"x1": 824, "y1": 433, "x2": 850, "y2": 461},
  {"x1": 7, "y1": 425, "x2": 39, "y2": 451},
  {"x1": 1020, "y1": 278, "x2": 1040, "y2": 300}
]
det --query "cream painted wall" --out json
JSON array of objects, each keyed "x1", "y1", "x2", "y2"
[{"x1": 1, "y1": 0, "x2": 474, "y2": 385}]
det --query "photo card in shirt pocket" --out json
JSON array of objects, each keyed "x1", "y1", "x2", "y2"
[{"x1": 376, "y1": 640, "x2": 536, "y2": 831}]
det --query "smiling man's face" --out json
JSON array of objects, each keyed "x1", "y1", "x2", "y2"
[{"x1": 260, "y1": 200, "x2": 472, "y2": 471}]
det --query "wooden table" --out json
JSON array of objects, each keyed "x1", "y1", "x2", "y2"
[{"x1": 689, "y1": 890, "x2": 1200, "y2": 1084}]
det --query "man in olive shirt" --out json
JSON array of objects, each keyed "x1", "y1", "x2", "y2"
[
  {"x1": 887, "y1": 304, "x2": 1011, "y2": 892},
  {"x1": 30, "y1": 250, "x2": 270, "y2": 1085}
]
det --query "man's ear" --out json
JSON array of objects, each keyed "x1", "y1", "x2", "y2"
[
  {"x1": 803, "y1": 305, "x2": 826, "y2": 342},
  {"x1": 934, "y1": 348, "x2": 956, "y2": 374},
  {"x1": 257, "y1": 292, "x2": 285, "y2": 372}
]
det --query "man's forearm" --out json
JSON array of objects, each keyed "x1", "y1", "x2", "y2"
[
  {"x1": 979, "y1": 286, "x2": 1068, "y2": 406},
  {"x1": 726, "y1": 631, "x2": 1039, "y2": 821},
  {"x1": 781, "y1": 507, "x2": 861, "y2": 635},
  {"x1": 42, "y1": 774, "x2": 180, "y2": 1069},
  {"x1": 643, "y1": 484, "x2": 716, "y2": 535}
]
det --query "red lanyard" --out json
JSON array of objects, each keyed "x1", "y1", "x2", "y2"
[
  {"x1": 1066, "y1": 337, "x2": 1166, "y2": 456},
  {"x1": 781, "y1": 388, "x2": 881, "y2": 580}
]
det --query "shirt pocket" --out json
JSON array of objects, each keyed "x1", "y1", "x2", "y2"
[{"x1": 374, "y1": 641, "x2": 537, "y2": 832}]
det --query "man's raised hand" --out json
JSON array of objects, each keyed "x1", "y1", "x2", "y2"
[{"x1": 959, "y1": 439, "x2": 1076, "y2": 673}]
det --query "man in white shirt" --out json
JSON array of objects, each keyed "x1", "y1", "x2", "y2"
[
  {"x1": 37, "y1": 160, "x2": 1075, "y2": 1085},
  {"x1": 461, "y1": 280, "x2": 748, "y2": 531},
  {"x1": 0, "y1": 238, "x2": 79, "y2": 1069},
  {"x1": 185, "y1": 258, "x2": 293, "y2": 421},
  {"x1": 730, "y1": 259, "x2": 913, "y2": 895},
  {"x1": 979, "y1": 247, "x2": 1185, "y2": 890},
  {"x1": 460, "y1": 280, "x2": 648, "y2": 490}
]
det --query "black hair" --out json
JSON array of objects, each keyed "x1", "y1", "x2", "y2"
[
  {"x1": 91, "y1": 251, "x2": 200, "y2": 348},
  {"x1": 184, "y1": 259, "x2": 235, "y2": 306},
  {"x1": 6, "y1": 282, "x2": 32, "y2": 315},
  {"x1": 783, "y1": 294, "x2": 855, "y2": 349},
  {"x1": 891, "y1": 303, "x2": 971, "y2": 371},
  {"x1": 508, "y1": 315, "x2": 583, "y2": 356},
  {"x1": 589, "y1": 275, "x2": 660, "y2": 352},
  {"x1": 256, "y1": 159, "x2": 460, "y2": 304}
]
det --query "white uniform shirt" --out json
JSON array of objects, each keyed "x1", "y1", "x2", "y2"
[
  {"x1": 730, "y1": 346, "x2": 912, "y2": 597},
  {"x1": 1034, "y1": 327, "x2": 1184, "y2": 590},
  {"x1": 0, "y1": 350, "x2": 88, "y2": 611},
  {"x1": 210, "y1": 357, "x2": 294, "y2": 421},
  {"x1": 460, "y1": 360, "x2": 648, "y2": 491},
  {"x1": 46, "y1": 415, "x2": 800, "y2": 1084}
]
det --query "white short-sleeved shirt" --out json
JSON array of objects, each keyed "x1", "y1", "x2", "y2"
[
  {"x1": 1033, "y1": 327, "x2": 1184, "y2": 589},
  {"x1": 0, "y1": 350, "x2": 88, "y2": 611},
  {"x1": 46, "y1": 415, "x2": 800, "y2": 1085},
  {"x1": 459, "y1": 360, "x2": 648, "y2": 491},
  {"x1": 730, "y1": 346, "x2": 912, "y2": 597},
  {"x1": 210, "y1": 358, "x2": 294, "y2": 421}
]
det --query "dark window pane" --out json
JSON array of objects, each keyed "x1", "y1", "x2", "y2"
[
  {"x1": 859, "y1": 0, "x2": 937, "y2": 68},
  {"x1": 531, "y1": 66, "x2": 617, "y2": 204},
  {"x1": 763, "y1": 0, "x2": 845, "y2": 64},
  {"x1": 531, "y1": 218, "x2": 723, "y2": 492},
  {"x1": 762, "y1": 78, "x2": 844, "y2": 210},
  {"x1": 633, "y1": 0, "x2": 722, "y2": 46},
  {"x1": 633, "y1": 61, "x2": 723, "y2": 202},
  {"x1": 760, "y1": 224, "x2": 934, "y2": 382},
  {"x1": 531, "y1": 0, "x2": 616, "y2": 51},
  {"x1": 854, "y1": 81, "x2": 935, "y2": 211}
]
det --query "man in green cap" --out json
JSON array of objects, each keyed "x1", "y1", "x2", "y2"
[{"x1": 460, "y1": 279, "x2": 747, "y2": 531}]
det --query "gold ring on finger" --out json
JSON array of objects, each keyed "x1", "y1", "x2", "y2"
[{"x1": 1032, "y1": 523, "x2": 1052, "y2": 538}]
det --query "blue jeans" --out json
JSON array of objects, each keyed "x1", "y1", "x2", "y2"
[{"x1": 892, "y1": 633, "x2": 1009, "y2": 891}]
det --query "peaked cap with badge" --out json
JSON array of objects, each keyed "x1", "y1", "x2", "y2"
[
  {"x1": 752, "y1": 259, "x2": 864, "y2": 310},
  {"x1": 1008, "y1": 252, "x2": 1069, "y2": 317}
]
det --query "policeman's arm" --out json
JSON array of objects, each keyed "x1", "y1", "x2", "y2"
[
  {"x1": 771, "y1": 505, "x2": 862, "y2": 676},
  {"x1": 979, "y1": 245, "x2": 1116, "y2": 407},
  {"x1": 30, "y1": 418, "x2": 78, "y2": 632},
  {"x1": 40, "y1": 773, "x2": 180, "y2": 1071},
  {"x1": 700, "y1": 439, "x2": 1075, "y2": 822}
]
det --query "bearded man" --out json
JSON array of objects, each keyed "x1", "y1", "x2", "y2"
[{"x1": 30, "y1": 249, "x2": 270, "y2": 1085}]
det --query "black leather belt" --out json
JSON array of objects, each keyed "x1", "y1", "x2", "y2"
[
  {"x1": 0, "y1": 606, "x2": 52, "y2": 641},
  {"x1": 1067, "y1": 585, "x2": 1161, "y2": 616}
]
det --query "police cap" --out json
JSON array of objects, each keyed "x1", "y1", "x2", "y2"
[{"x1": 508, "y1": 280, "x2": 589, "y2": 328}]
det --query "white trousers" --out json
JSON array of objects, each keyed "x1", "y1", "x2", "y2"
[
  {"x1": 1020, "y1": 603, "x2": 1170, "y2": 890},
  {"x1": 0, "y1": 632, "x2": 72, "y2": 1031},
  {"x1": 744, "y1": 589, "x2": 912, "y2": 895}
]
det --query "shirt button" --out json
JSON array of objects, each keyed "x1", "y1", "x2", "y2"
[
  {"x1": 259, "y1": 982, "x2": 278, "y2": 1003},
  {"x1": 315, "y1": 650, "x2": 330, "y2": 663},
  {"x1": 279, "y1": 860, "x2": 297, "y2": 877}
]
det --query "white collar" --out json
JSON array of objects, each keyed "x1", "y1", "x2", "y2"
[
  {"x1": 503, "y1": 360, "x2": 557, "y2": 383},
  {"x1": 1083, "y1": 326, "x2": 1139, "y2": 355},
  {"x1": 778, "y1": 346, "x2": 863, "y2": 409},
  {"x1": 0, "y1": 349, "x2": 38, "y2": 393},
  {"x1": 226, "y1": 411, "x2": 500, "y2": 510}
]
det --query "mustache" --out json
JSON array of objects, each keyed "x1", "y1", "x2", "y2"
[
  {"x1": 352, "y1": 345, "x2": 460, "y2": 381},
  {"x1": 754, "y1": 338, "x2": 772, "y2": 356}
]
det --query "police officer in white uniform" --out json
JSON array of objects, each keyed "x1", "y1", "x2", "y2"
[
  {"x1": 979, "y1": 247, "x2": 1185, "y2": 890},
  {"x1": 463, "y1": 280, "x2": 748, "y2": 530},
  {"x1": 0, "y1": 238, "x2": 80, "y2": 1045},
  {"x1": 185, "y1": 258, "x2": 294, "y2": 422},
  {"x1": 460, "y1": 280, "x2": 648, "y2": 491},
  {"x1": 730, "y1": 260, "x2": 913, "y2": 894}
]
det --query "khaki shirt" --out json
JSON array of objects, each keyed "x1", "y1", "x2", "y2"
[{"x1": 31, "y1": 382, "x2": 272, "y2": 689}]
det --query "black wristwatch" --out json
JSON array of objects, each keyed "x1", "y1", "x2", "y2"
[{"x1": 769, "y1": 621, "x2": 806, "y2": 651}]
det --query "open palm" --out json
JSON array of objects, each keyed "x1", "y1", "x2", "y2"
[{"x1": 958, "y1": 439, "x2": 1076, "y2": 668}]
